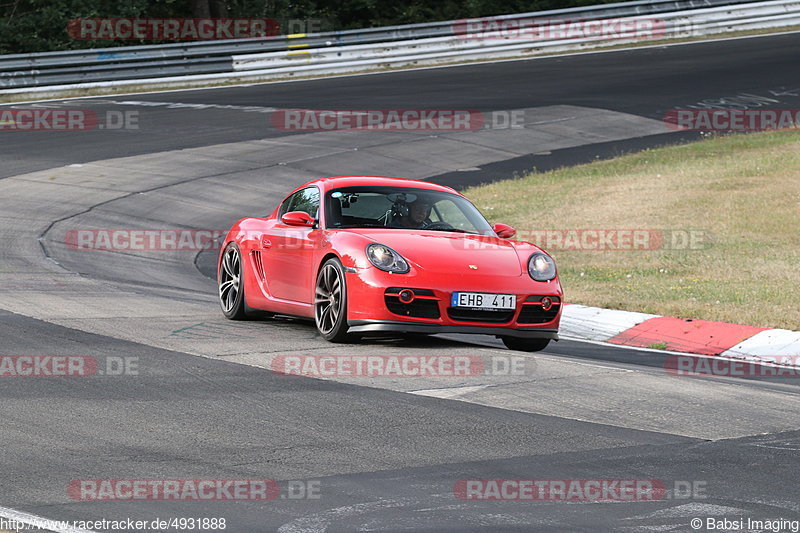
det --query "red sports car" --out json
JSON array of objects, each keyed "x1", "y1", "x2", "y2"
[{"x1": 218, "y1": 176, "x2": 562, "y2": 351}]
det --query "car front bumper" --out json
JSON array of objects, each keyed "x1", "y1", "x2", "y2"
[
  {"x1": 345, "y1": 266, "x2": 563, "y2": 337},
  {"x1": 347, "y1": 319, "x2": 559, "y2": 339}
]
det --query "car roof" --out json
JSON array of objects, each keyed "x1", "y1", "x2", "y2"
[{"x1": 298, "y1": 176, "x2": 460, "y2": 195}]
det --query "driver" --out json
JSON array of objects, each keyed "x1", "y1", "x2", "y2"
[{"x1": 391, "y1": 196, "x2": 433, "y2": 228}]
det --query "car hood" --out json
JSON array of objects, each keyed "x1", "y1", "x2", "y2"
[{"x1": 347, "y1": 229, "x2": 523, "y2": 276}]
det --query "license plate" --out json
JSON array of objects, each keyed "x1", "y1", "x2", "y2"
[{"x1": 451, "y1": 292, "x2": 516, "y2": 310}]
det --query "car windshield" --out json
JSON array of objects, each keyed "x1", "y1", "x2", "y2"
[{"x1": 325, "y1": 186, "x2": 493, "y2": 234}]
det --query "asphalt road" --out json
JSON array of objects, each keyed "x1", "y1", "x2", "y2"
[
  {"x1": 1, "y1": 32, "x2": 800, "y2": 532},
  {"x1": 4, "y1": 31, "x2": 800, "y2": 179}
]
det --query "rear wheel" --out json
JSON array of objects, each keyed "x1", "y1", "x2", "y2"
[
  {"x1": 219, "y1": 243, "x2": 274, "y2": 320},
  {"x1": 315, "y1": 258, "x2": 353, "y2": 342},
  {"x1": 219, "y1": 243, "x2": 246, "y2": 320},
  {"x1": 501, "y1": 337, "x2": 550, "y2": 352}
]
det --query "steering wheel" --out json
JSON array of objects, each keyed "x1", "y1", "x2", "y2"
[{"x1": 421, "y1": 221, "x2": 455, "y2": 231}]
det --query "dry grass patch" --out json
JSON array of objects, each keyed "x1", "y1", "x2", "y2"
[{"x1": 466, "y1": 131, "x2": 800, "y2": 329}]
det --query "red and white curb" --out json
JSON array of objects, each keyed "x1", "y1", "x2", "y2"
[{"x1": 561, "y1": 304, "x2": 800, "y2": 359}]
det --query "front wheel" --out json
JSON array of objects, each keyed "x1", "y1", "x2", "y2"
[
  {"x1": 315, "y1": 258, "x2": 353, "y2": 342},
  {"x1": 501, "y1": 337, "x2": 550, "y2": 352}
]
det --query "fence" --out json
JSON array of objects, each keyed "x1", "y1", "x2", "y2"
[{"x1": 1, "y1": 0, "x2": 798, "y2": 95}]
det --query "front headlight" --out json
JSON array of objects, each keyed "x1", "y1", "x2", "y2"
[
  {"x1": 367, "y1": 243, "x2": 410, "y2": 273},
  {"x1": 528, "y1": 252, "x2": 556, "y2": 281}
]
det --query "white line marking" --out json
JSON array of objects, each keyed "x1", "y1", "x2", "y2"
[
  {"x1": 562, "y1": 334, "x2": 800, "y2": 367},
  {"x1": 0, "y1": 505, "x2": 97, "y2": 533},
  {"x1": 409, "y1": 384, "x2": 491, "y2": 398},
  {"x1": 559, "y1": 334, "x2": 692, "y2": 355}
]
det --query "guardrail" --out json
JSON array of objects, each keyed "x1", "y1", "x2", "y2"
[{"x1": 1, "y1": 0, "x2": 798, "y2": 95}]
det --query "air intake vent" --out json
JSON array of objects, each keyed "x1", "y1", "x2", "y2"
[{"x1": 251, "y1": 251, "x2": 265, "y2": 281}]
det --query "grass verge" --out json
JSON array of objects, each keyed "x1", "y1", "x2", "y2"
[{"x1": 465, "y1": 131, "x2": 800, "y2": 330}]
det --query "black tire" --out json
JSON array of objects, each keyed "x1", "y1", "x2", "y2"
[
  {"x1": 315, "y1": 258, "x2": 353, "y2": 342},
  {"x1": 219, "y1": 242, "x2": 247, "y2": 320},
  {"x1": 218, "y1": 242, "x2": 274, "y2": 321},
  {"x1": 501, "y1": 337, "x2": 551, "y2": 352}
]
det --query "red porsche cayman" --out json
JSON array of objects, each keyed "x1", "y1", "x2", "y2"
[{"x1": 218, "y1": 176, "x2": 562, "y2": 351}]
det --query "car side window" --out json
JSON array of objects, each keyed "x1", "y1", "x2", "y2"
[
  {"x1": 278, "y1": 195, "x2": 293, "y2": 217},
  {"x1": 280, "y1": 187, "x2": 320, "y2": 218}
]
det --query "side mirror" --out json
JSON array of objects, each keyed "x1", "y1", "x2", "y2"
[
  {"x1": 281, "y1": 211, "x2": 316, "y2": 227},
  {"x1": 492, "y1": 223, "x2": 516, "y2": 239}
]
